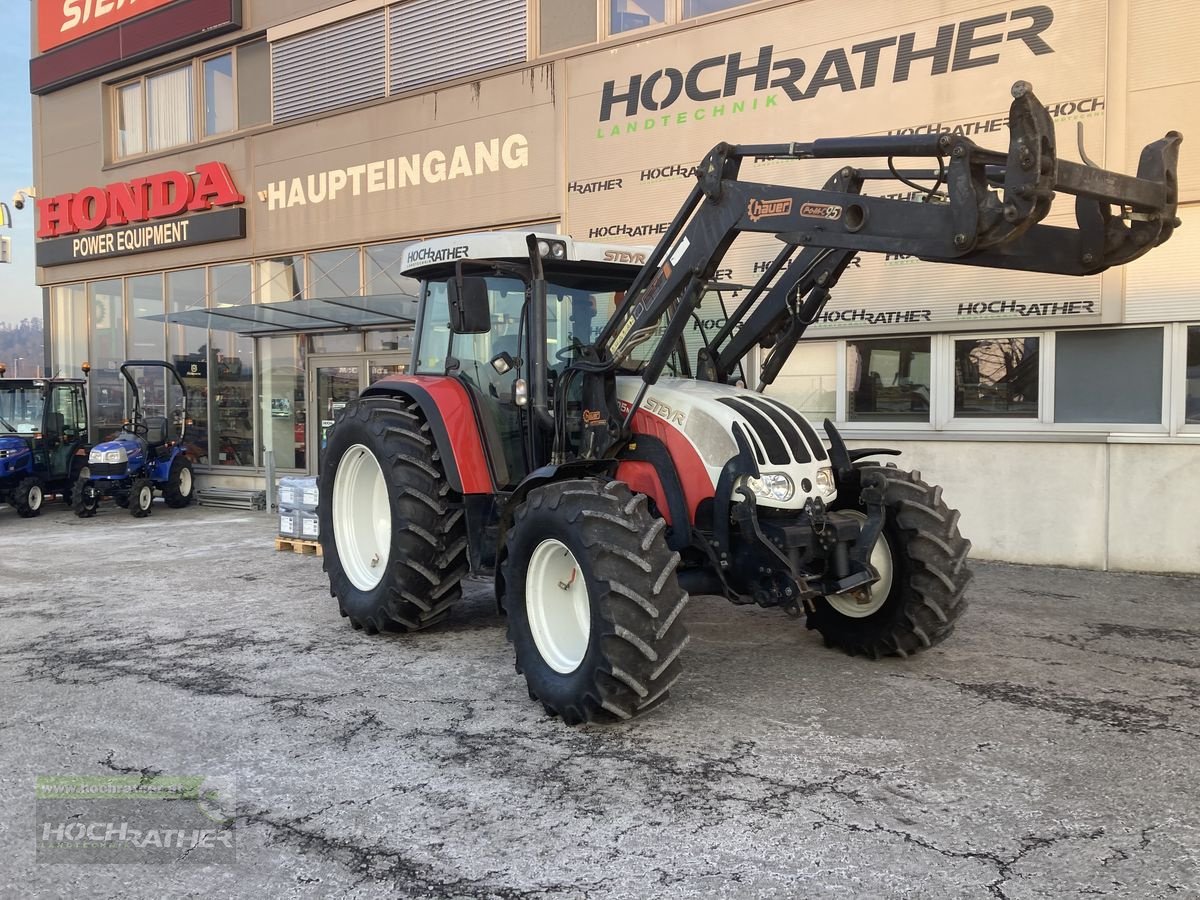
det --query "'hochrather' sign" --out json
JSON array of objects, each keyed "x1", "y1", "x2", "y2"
[{"x1": 35, "y1": 161, "x2": 246, "y2": 266}]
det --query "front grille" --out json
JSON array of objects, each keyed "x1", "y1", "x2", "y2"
[
  {"x1": 89, "y1": 462, "x2": 127, "y2": 477},
  {"x1": 718, "y1": 396, "x2": 828, "y2": 465}
]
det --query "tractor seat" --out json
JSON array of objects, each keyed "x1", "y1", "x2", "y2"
[{"x1": 144, "y1": 416, "x2": 170, "y2": 446}]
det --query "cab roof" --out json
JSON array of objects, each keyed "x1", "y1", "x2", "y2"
[{"x1": 401, "y1": 231, "x2": 653, "y2": 277}]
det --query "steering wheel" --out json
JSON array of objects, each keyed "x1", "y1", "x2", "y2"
[{"x1": 128, "y1": 417, "x2": 149, "y2": 437}]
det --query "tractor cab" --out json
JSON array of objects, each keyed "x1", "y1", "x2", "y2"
[
  {"x1": 400, "y1": 233, "x2": 649, "y2": 488},
  {"x1": 0, "y1": 373, "x2": 89, "y2": 516}
]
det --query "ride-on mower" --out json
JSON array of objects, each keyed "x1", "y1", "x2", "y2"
[
  {"x1": 319, "y1": 82, "x2": 1181, "y2": 724},
  {"x1": 0, "y1": 365, "x2": 91, "y2": 516},
  {"x1": 74, "y1": 360, "x2": 195, "y2": 518}
]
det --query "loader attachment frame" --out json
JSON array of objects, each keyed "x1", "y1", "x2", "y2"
[{"x1": 569, "y1": 81, "x2": 1180, "y2": 458}]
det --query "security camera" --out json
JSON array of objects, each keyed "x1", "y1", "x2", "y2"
[{"x1": 12, "y1": 187, "x2": 36, "y2": 210}]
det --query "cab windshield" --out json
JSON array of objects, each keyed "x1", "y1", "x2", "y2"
[{"x1": 0, "y1": 386, "x2": 45, "y2": 434}]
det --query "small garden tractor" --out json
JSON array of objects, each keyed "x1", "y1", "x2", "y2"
[
  {"x1": 74, "y1": 360, "x2": 195, "y2": 518},
  {"x1": 318, "y1": 82, "x2": 1180, "y2": 724},
  {"x1": 0, "y1": 364, "x2": 91, "y2": 516}
]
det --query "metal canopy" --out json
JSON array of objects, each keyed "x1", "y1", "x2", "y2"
[{"x1": 146, "y1": 293, "x2": 419, "y2": 335}]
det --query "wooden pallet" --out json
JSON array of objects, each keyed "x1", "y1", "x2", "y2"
[{"x1": 275, "y1": 536, "x2": 322, "y2": 556}]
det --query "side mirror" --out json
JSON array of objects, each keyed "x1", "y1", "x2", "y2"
[{"x1": 448, "y1": 277, "x2": 491, "y2": 334}]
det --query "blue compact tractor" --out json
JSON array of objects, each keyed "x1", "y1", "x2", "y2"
[
  {"x1": 0, "y1": 365, "x2": 91, "y2": 517},
  {"x1": 74, "y1": 360, "x2": 195, "y2": 518}
]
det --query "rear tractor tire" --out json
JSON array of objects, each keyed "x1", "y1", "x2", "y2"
[
  {"x1": 129, "y1": 478, "x2": 154, "y2": 518},
  {"x1": 13, "y1": 477, "x2": 44, "y2": 518},
  {"x1": 319, "y1": 396, "x2": 468, "y2": 635},
  {"x1": 73, "y1": 478, "x2": 99, "y2": 518},
  {"x1": 502, "y1": 479, "x2": 690, "y2": 725},
  {"x1": 808, "y1": 465, "x2": 971, "y2": 658},
  {"x1": 163, "y1": 456, "x2": 195, "y2": 508}
]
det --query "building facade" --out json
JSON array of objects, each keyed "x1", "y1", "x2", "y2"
[{"x1": 32, "y1": 0, "x2": 1200, "y2": 572}]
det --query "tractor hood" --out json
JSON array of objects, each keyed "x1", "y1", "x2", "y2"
[
  {"x1": 615, "y1": 377, "x2": 835, "y2": 510},
  {"x1": 0, "y1": 435, "x2": 32, "y2": 472},
  {"x1": 88, "y1": 434, "x2": 145, "y2": 470}
]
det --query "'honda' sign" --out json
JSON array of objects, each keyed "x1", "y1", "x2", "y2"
[{"x1": 38, "y1": 0, "x2": 178, "y2": 53}]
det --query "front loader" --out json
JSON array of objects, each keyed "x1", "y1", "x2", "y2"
[{"x1": 318, "y1": 82, "x2": 1180, "y2": 724}]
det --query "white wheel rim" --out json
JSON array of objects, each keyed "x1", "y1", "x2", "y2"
[
  {"x1": 138, "y1": 486, "x2": 152, "y2": 510},
  {"x1": 179, "y1": 466, "x2": 192, "y2": 497},
  {"x1": 526, "y1": 539, "x2": 591, "y2": 674},
  {"x1": 29, "y1": 486, "x2": 42, "y2": 510},
  {"x1": 827, "y1": 512, "x2": 894, "y2": 618},
  {"x1": 333, "y1": 444, "x2": 391, "y2": 591}
]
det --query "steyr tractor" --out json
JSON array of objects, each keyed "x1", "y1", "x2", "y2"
[
  {"x1": 74, "y1": 360, "x2": 196, "y2": 518},
  {"x1": 0, "y1": 366, "x2": 91, "y2": 516},
  {"x1": 318, "y1": 82, "x2": 1180, "y2": 724}
]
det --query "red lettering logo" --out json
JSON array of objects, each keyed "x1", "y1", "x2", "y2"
[
  {"x1": 38, "y1": 0, "x2": 178, "y2": 53},
  {"x1": 36, "y1": 162, "x2": 244, "y2": 239}
]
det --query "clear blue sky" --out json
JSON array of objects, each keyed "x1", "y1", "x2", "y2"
[{"x1": 0, "y1": 3, "x2": 38, "y2": 325}]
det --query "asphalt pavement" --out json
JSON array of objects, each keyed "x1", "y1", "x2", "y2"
[{"x1": 0, "y1": 500, "x2": 1197, "y2": 898}]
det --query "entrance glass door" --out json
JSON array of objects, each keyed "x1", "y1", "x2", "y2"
[
  {"x1": 309, "y1": 353, "x2": 410, "y2": 470},
  {"x1": 314, "y1": 359, "x2": 361, "y2": 467}
]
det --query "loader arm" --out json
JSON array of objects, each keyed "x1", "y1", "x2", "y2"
[{"x1": 580, "y1": 81, "x2": 1179, "y2": 452}]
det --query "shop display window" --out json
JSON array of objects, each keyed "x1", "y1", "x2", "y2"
[
  {"x1": 1055, "y1": 328, "x2": 1163, "y2": 424},
  {"x1": 1187, "y1": 326, "x2": 1200, "y2": 425},
  {"x1": 953, "y1": 337, "x2": 1039, "y2": 418},
  {"x1": 258, "y1": 335, "x2": 307, "y2": 470},
  {"x1": 847, "y1": 337, "x2": 931, "y2": 422},
  {"x1": 88, "y1": 279, "x2": 125, "y2": 443},
  {"x1": 166, "y1": 268, "x2": 211, "y2": 464},
  {"x1": 49, "y1": 284, "x2": 87, "y2": 379}
]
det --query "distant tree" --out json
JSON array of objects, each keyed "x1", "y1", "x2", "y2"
[{"x1": 0, "y1": 318, "x2": 45, "y2": 376}]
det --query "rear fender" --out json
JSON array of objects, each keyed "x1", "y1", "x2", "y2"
[{"x1": 362, "y1": 375, "x2": 493, "y2": 495}]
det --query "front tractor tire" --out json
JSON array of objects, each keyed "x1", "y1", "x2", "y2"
[
  {"x1": 73, "y1": 478, "x2": 99, "y2": 518},
  {"x1": 129, "y1": 478, "x2": 154, "y2": 518},
  {"x1": 13, "y1": 477, "x2": 44, "y2": 518},
  {"x1": 319, "y1": 396, "x2": 468, "y2": 634},
  {"x1": 809, "y1": 465, "x2": 972, "y2": 658},
  {"x1": 502, "y1": 479, "x2": 690, "y2": 725}
]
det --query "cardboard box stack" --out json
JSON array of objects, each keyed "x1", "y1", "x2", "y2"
[{"x1": 278, "y1": 475, "x2": 319, "y2": 541}]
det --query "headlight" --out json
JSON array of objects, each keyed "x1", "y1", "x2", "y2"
[
  {"x1": 814, "y1": 466, "x2": 836, "y2": 499},
  {"x1": 747, "y1": 472, "x2": 795, "y2": 502},
  {"x1": 89, "y1": 447, "x2": 128, "y2": 464}
]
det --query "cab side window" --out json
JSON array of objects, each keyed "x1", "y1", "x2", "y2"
[{"x1": 50, "y1": 385, "x2": 87, "y2": 441}]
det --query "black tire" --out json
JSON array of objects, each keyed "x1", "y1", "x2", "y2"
[
  {"x1": 163, "y1": 456, "x2": 195, "y2": 508},
  {"x1": 13, "y1": 477, "x2": 44, "y2": 518},
  {"x1": 319, "y1": 396, "x2": 468, "y2": 634},
  {"x1": 115, "y1": 494, "x2": 130, "y2": 508},
  {"x1": 809, "y1": 465, "x2": 972, "y2": 658},
  {"x1": 129, "y1": 478, "x2": 154, "y2": 518},
  {"x1": 502, "y1": 478, "x2": 690, "y2": 725},
  {"x1": 73, "y1": 477, "x2": 99, "y2": 518}
]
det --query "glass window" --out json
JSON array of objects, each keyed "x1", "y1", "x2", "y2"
[
  {"x1": 954, "y1": 337, "x2": 1039, "y2": 418},
  {"x1": 1054, "y1": 329, "x2": 1163, "y2": 424},
  {"x1": 237, "y1": 40, "x2": 271, "y2": 128},
  {"x1": 256, "y1": 258, "x2": 303, "y2": 303},
  {"x1": 166, "y1": 268, "x2": 210, "y2": 464},
  {"x1": 415, "y1": 283, "x2": 451, "y2": 374},
  {"x1": 365, "y1": 330, "x2": 413, "y2": 354},
  {"x1": 611, "y1": 0, "x2": 665, "y2": 33},
  {"x1": 147, "y1": 66, "x2": 195, "y2": 152},
  {"x1": 211, "y1": 262, "x2": 252, "y2": 309},
  {"x1": 769, "y1": 340, "x2": 837, "y2": 420},
  {"x1": 365, "y1": 242, "x2": 418, "y2": 296},
  {"x1": 540, "y1": 0, "x2": 597, "y2": 51},
  {"x1": 128, "y1": 274, "x2": 164, "y2": 361},
  {"x1": 683, "y1": 0, "x2": 755, "y2": 17},
  {"x1": 310, "y1": 333, "x2": 363, "y2": 354},
  {"x1": 0, "y1": 384, "x2": 46, "y2": 435},
  {"x1": 1187, "y1": 326, "x2": 1200, "y2": 425},
  {"x1": 258, "y1": 335, "x2": 307, "y2": 470},
  {"x1": 203, "y1": 53, "x2": 235, "y2": 137},
  {"x1": 212, "y1": 330, "x2": 255, "y2": 467},
  {"x1": 49, "y1": 284, "x2": 87, "y2": 378},
  {"x1": 847, "y1": 337, "x2": 931, "y2": 422},
  {"x1": 89, "y1": 279, "x2": 126, "y2": 443},
  {"x1": 309, "y1": 248, "x2": 361, "y2": 297},
  {"x1": 116, "y1": 82, "x2": 144, "y2": 158}
]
